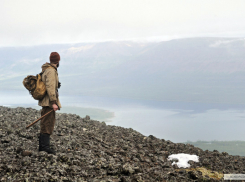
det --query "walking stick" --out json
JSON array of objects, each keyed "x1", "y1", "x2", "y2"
[{"x1": 26, "y1": 110, "x2": 54, "y2": 129}]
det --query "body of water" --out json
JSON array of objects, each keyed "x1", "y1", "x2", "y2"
[{"x1": 1, "y1": 90, "x2": 245, "y2": 143}]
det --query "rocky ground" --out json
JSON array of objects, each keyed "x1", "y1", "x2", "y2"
[{"x1": 0, "y1": 106, "x2": 245, "y2": 181}]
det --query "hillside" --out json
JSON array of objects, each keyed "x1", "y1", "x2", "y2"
[
  {"x1": 1, "y1": 38, "x2": 245, "y2": 104},
  {"x1": 0, "y1": 106, "x2": 245, "y2": 181}
]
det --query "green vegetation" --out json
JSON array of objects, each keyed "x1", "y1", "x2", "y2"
[
  {"x1": 176, "y1": 167, "x2": 224, "y2": 180},
  {"x1": 185, "y1": 140, "x2": 245, "y2": 156}
]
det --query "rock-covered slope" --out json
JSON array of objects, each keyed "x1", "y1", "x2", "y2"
[{"x1": 0, "y1": 106, "x2": 245, "y2": 181}]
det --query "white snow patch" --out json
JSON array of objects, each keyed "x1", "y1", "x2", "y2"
[
  {"x1": 209, "y1": 38, "x2": 245, "y2": 48},
  {"x1": 67, "y1": 45, "x2": 94, "y2": 53},
  {"x1": 168, "y1": 153, "x2": 199, "y2": 168}
]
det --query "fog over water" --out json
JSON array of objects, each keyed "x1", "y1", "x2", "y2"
[{"x1": 1, "y1": 91, "x2": 245, "y2": 143}]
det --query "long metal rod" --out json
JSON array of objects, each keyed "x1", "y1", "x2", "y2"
[{"x1": 26, "y1": 109, "x2": 54, "y2": 129}]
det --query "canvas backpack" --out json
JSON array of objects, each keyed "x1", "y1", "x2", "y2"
[{"x1": 23, "y1": 67, "x2": 55, "y2": 100}]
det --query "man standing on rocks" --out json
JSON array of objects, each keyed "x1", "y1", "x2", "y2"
[{"x1": 38, "y1": 52, "x2": 62, "y2": 154}]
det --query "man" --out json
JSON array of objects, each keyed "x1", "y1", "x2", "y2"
[{"x1": 38, "y1": 52, "x2": 62, "y2": 154}]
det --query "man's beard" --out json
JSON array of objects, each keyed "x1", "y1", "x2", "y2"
[{"x1": 56, "y1": 63, "x2": 59, "y2": 68}]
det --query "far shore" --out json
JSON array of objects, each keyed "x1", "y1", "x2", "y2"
[{"x1": 1, "y1": 104, "x2": 115, "y2": 122}]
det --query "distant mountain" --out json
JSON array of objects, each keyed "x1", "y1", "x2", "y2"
[
  {"x1": 186, "y1": 140, "x2": 245, "y2": 156},
  {"x1": 1, "y1": 37, "x2": 245, "y2": 104}
]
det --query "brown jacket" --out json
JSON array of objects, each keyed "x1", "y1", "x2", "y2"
[{"x1": 38, "y1": 63, "x2": 62, "y2": 108}]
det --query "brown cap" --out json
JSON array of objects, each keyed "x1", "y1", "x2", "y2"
[{"x1": 50, "y1": 52, "x2": 60, "y2": 64}]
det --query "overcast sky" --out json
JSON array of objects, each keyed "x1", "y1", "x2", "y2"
[{"x1": 1, "y1": 0, "x2": 245, "y2": 47}]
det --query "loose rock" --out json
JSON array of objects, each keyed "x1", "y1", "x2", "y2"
[{"x1": 0, "y1": 106, "x2": 244, "y2": 181}]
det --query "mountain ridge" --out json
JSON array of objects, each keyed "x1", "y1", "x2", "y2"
[{"x1": 1, "y1": 37, "x2": 245, "y2": 103}]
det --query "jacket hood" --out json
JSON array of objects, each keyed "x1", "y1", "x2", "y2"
[{"x1": 41, "y1": 63, "x2": 57, "y2": 72}]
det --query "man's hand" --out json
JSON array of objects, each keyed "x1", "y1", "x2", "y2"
[{"x1": 52, "y1": 104, "x2": 59, "y2": 111}]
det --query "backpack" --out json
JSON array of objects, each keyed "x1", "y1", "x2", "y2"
[{"x1": 23, "y1": 72, "x2": 46, "y2": 100}]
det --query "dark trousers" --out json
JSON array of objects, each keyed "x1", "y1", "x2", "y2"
[{"x1": 40, "y1": 107, "x2": 55, "y2": 135}]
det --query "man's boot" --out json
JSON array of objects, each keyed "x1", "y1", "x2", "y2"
[{"x1": 39, "y1": 133, "x2": 56, "y2": 154}]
